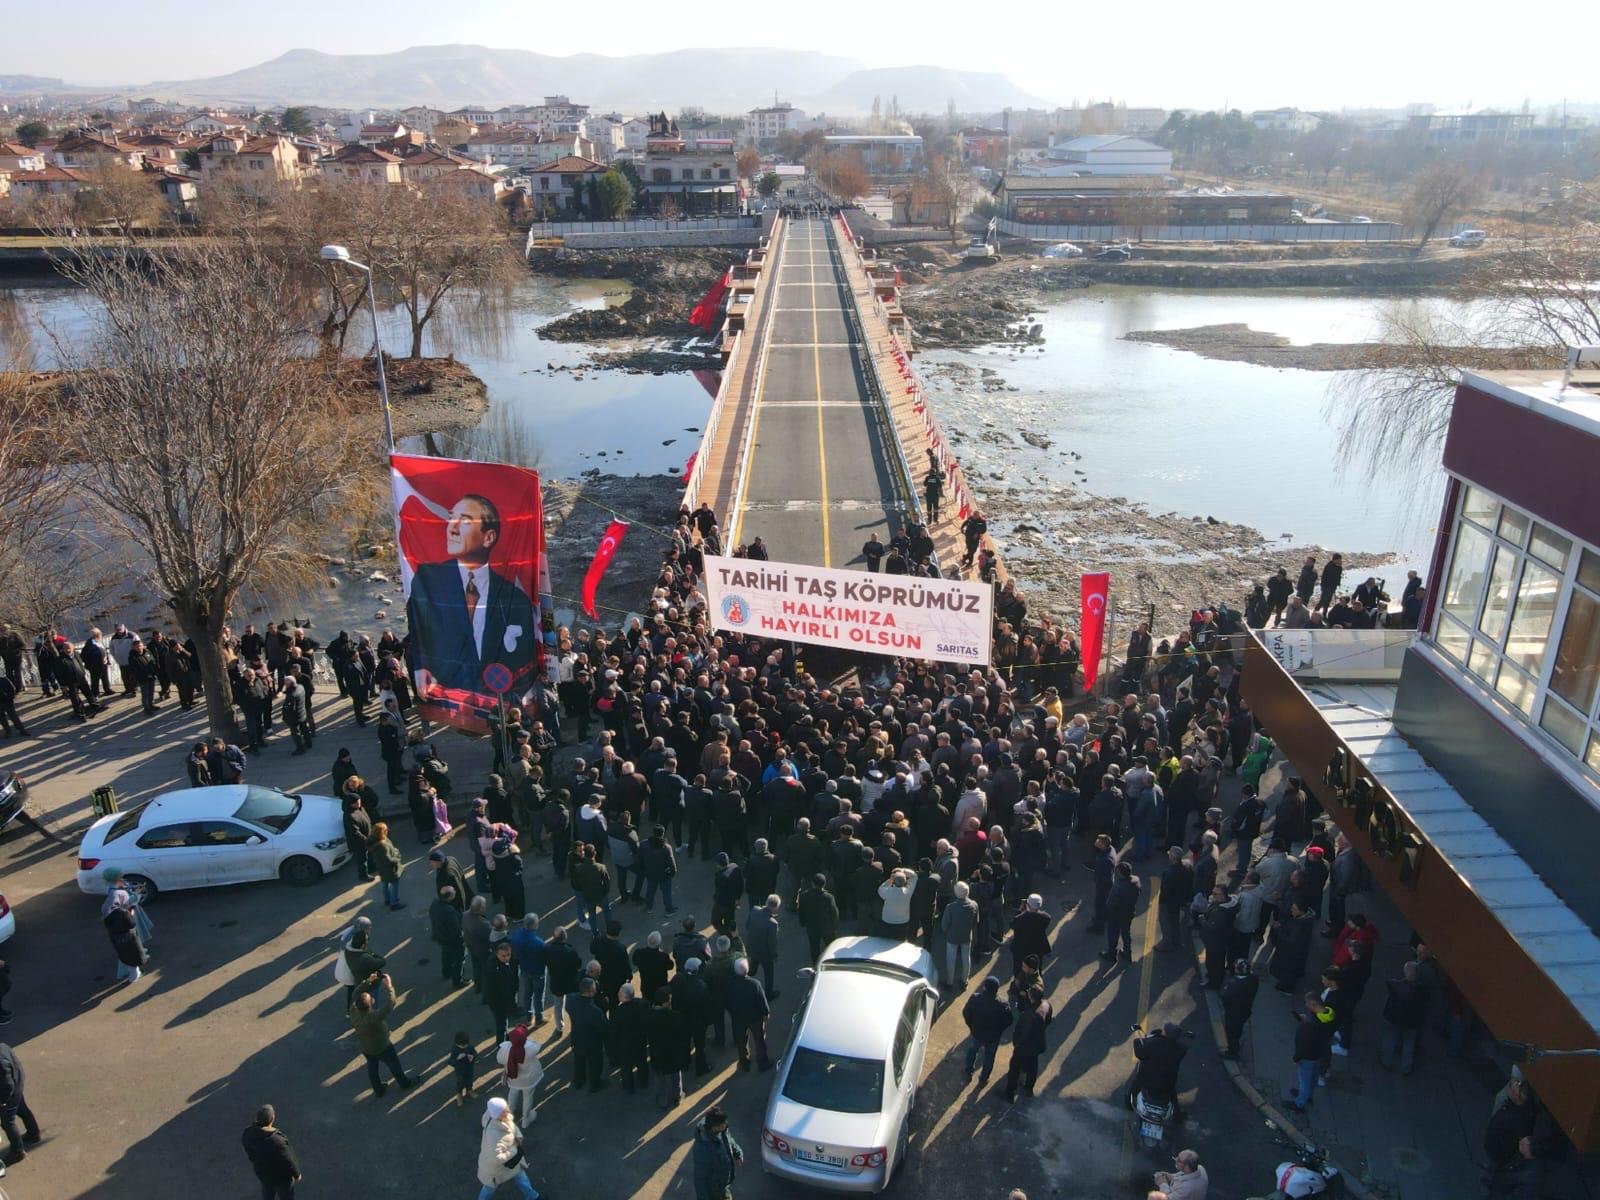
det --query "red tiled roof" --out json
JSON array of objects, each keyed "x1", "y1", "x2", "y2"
[
  {"x1": 532, "y1": 156, "x2": 607, "y2": 173},
  {"x1": 10, "y1": 164, "x2": 86, "y2": 184},
  {"x1": 328, "y1": 144, "x2": 401, "y2": 164}
]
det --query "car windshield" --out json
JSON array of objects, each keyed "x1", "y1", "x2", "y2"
[
  {"x1": 820, "y1": 958, "x2": 923, "y2": 984},
  {"x1": 233, "y1": 786, "x2": 302, "y2": 833},
  {"x1": 781, "y1": 1047, "x2": 885, "y2": 1114}
]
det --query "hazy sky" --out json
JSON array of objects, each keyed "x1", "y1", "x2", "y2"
[{"x1": 5, "y1": 0, "x2": 1595, "y2": 111}]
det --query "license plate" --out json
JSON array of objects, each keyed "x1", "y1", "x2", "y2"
[
  {"x1": 795, "y1": 1148, "x2": 846, "y2": 1168},
  {"x1": 1140, "y1": 1122, "x2": 1163, "y2": 1139}
]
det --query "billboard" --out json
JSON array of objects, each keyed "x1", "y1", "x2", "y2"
[
  {"x1": 704, "y1": 555, "x2": 993, "y2": 666},
  {"x1": 390, "y1": 453, "x2": 543, "y2": 732}
]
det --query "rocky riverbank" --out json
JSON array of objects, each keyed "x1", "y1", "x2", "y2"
[
  {"x1": 1123, "y1": 323, "x2": 1559, "y2": 373},
  {"x1": 530, "y1": 246, "x2": 734, "y2": 345}
]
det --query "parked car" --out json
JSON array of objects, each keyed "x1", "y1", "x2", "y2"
[
  {"x1": 1095, "y1": 246, "x2": 1132, "y2": 261},
  {"x1": 1449, "y1": 229, "x2": 1488, "y2": 248},
  {"x1": 75, "y1": 785, "x2": 351, "y2": 899},
  {"x1": 0, "y1": 892, "x2": 13, "y2": 945},
  {"x1": 761, "y1": 937, "x2": 939, "y2": 1193},
  {"x1": 0, "y1": 768, "x2": 27, "y2": 836},
  {"x1": 1350, "y1": 215, "x2": 1373, "y2": 223}
]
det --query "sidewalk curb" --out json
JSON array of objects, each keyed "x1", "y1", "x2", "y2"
[{"x1": 1187, "y1": 927, "x2": 1379, "y2": 1200}]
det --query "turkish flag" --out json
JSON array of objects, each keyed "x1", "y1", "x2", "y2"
[
  {"x1": 1080, "y1": 572, "x2": 1111, "y2": 693},
  {"x1": 582, "y1": 520, "x2": 629, "y2": 619},
  {"x1": 681, "y1": 450, "x2": 698, "y2": 483},
  {"x1": 689, "y1": 271, "x2": 731, "y2": 332}
]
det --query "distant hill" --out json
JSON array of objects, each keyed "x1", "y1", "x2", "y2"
[
  {"x1": 136, "y1": 45, "x2": 866, "y2": 111},
  {"x1": 0, "y1": 74, "x2": 68, "y2": 93},
  {"x1": 805, "y1": 65, "x2": 1049, "y2": 115},
  {"x1": 81, "y1": 44, "x2": 1045, "y2": 114}
]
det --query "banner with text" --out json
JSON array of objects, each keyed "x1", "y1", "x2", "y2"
[{"x1": 704, "y1": 555, "x2": 993, "y2": 666}]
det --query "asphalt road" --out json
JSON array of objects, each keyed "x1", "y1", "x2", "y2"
[
  {"x1": 0, "y1": 684, "x2": 1290, "y2": 1200},
  {"x1": 730, "y1": 215, "x2": 912, "y2": 570}
]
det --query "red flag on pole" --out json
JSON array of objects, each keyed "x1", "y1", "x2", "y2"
[
  {"x1": 681, "y1": 450, "x2": 698, "y2": 484},
  {"x1": 582, "y1": 520, "x2": 629, "y2": 619},
  {"x1": 1080, "y1": 572, "x2": 1111, "y2": 693},
  {"x1": 689, "y1": 271, "x2": 731, "y2": 332}
]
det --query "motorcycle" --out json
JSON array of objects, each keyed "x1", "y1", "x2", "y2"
[
  {"x1": 1247, "y1": 1139, "x2": 1343, "y2": 1199},
  {"x1": 1127, "y1": 1025, "x2": 1192, "y2": 1147}
]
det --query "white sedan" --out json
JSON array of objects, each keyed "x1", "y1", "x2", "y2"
[
  {"x1": 75, "y1": 785, "x2": 352, "y2": 898},
  {"x1": 761, "y1": 937, "x2": 939, "y2": 1193}
]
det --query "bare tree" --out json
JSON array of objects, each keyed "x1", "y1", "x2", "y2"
[
  {"x1": 73, "y1": 161, "x2": 168, "y2": 237},
  {"x1": 51, "y1": 236, "x2": 368, "y2": 735},
  {"x1": 1406, "y1": 161, "x2": 1483, "y2": 247},
  {"x1": 735, "y1": 147, "x2": 761, "y2": 180},
  {"x1": 1121, "y1": 178, "x2": 1170, "y2": 243},
  {"x1": 1333, "y1": 194, "x2": 1597, "y2": 477}
]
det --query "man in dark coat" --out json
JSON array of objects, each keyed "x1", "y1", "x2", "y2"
[
  {"x1": 428, "y1": 850, "x2": 473, "y2": 910},
  {"x1": 961, "y1": 976, "x2": 1013, "y2": 1087},
  {"x1": 1219, "y1": 959, "x2": 1259, "y2": 1059},
  {"x1": 568, "y1": 978, "x2": 609, "y2": 1091},
  {"x1": 797, "y1": 874, "x2": 839, "y2": 963},
  {"x1": 1199, "y1": 886, "x2": 1236, "y2": 989},
  {"x1": 647, "y1": 987, "x2": 692, "y2": 1108},
  {"x1": 1089, "y1": 834, "x2": 1117, "y2": 931},
  {"x1": 1156, "y1": 847, "x2": 1195, "y2": 952},
  {"x1": 1003, "y1": 986, "x2": 1053, "y2": 1103},
  {"x1": 428, "y1": 886, "x2": 466, "y2": 986},
  {"x1": 608, "y1": 983, "x2": 651, "y2": 1094},
  {"x1": 0, "y1": 1042, "x2": 41, "y2": 1164},
  {"x1": 1008, "y1": 894, "x2": 1052, "y2": 978},
  {"x1": 668, "y1": 958, "x2": 712, "y2": 1077},
  {"x1": 724, "y1": 959, "x2": 773, "y2": 1072},
  {"x1": 1100, "y1": 862, "x2": 1140, "y2": 961},
  {"x1": 240, "y1": 1104, "x2": 301, "y2": 1199}
]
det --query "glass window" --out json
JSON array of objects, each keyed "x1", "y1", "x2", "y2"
[
  {"x1": 233, "y1": 787, "x2": 302, "y2": 833},
  {"x1": 1587, "y1": 733, "x2": 1600, "y2": 774},
  {"x1": 1580, "y1": 549, "x2": 1600, "y2": 595},
  {"x1": 1498, "y1": 507, "x2": 1530, "y2": 546},
  {"x1": 1436, "y1": 617, "x2": 1471, "y2": 663},
  {"x1": 1462, "y1": 486, "x2": 1498, "y2": 524},
  {"x1": 1468, "y1": 639, "x2": 1498, "y2": 683},
  {"x1": 1540, "y1": 696, "x2": 1588, "y2": 756},
  {"x1": 1495, "y1": 663, "x2": 1538, "y2": 715},
  {"x1": 1442, "y1": 521, "x2": 1492, "y2": 623},
  {"x1": 1530, "y1": 524, "x2": 1572, "y2": 571},
  {"x1": 1505, "y1": 560, "x2": 1561, "y2": 672},
  {"x1": 780, "y1": 1048, "x2": 885, "y2": 1113},
  {"x1": 193, "y1": 821, "x2": 255, "y2": 846},
  {"x1": 1478, "y1": 545, "x2": 1518, "y2": 641},
  {"x1": 1549, "y1": 589, "x2": 1600, "y2": 715},
  {"x1": 137, "y1": 823, "x2": 196, "y2": 849}
]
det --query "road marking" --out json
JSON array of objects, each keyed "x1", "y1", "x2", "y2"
[
  {"x1": 810, "y1": 221, "x2": 831, "y2": 566},
  {"x1": 729, "y1": 218, "x2": 785, "y2": 550}
]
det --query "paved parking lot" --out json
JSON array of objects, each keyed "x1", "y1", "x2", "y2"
[{"x1": 0, "y1": 686, "x2": 1279, "y2": 1199}]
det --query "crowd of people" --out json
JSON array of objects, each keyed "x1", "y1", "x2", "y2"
[{"x1": 0, "y1": 522, "x2": 1559, "y2": 1198}]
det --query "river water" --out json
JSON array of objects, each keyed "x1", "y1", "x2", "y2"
[{"x1": 1, "y1": 274, "x2": 1449, "y2": 568}]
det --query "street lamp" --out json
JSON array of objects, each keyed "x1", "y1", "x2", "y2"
[{"x1": 319, "y1": 244, "x2": 394, "y2": 449}]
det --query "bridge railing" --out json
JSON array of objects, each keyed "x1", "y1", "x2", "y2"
[
  {"x1": 725, "y1": 217, "x2": 788, "y2": 548},
  {"x1": 681, "y1": 329, "x2": 740, "y2": 513}
]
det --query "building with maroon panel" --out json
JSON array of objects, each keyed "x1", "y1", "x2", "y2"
[{"x1": 1244, "y1": 359, "x2": 1600, "y2": 1151}]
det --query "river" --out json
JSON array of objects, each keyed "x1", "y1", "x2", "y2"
[{"x1": 2, "y1": 274, "x2": 1450, "y2": 572}]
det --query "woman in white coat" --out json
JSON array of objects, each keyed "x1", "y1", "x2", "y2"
[
  {"x1": 496, "y1": 1023, "x2": 544, "y2": 1128},
  {"x1": 475, "y1": 1097, "x2": 543, "y2": 1200}
]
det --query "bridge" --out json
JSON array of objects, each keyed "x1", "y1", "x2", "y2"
[{"x1": 684, "y1": 211, "x2": 991, "y2": 577}]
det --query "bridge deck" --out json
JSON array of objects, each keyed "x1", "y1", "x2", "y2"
[{"x1": 727, "y1": 216, "x2": 912, "y2": 568}]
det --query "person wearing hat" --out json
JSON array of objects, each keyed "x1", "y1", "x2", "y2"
[
  {"x1": 240, "y1": 1104, "x2": 301, "y2": 1199},
  {"x1": 475, "y1": 1096, "x2": 545, "y2": 1199},
  {"x1": 961, "y1": 976, "x2": 1013, "y2": 1088}
]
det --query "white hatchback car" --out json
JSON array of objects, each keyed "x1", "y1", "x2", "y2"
[
  {"x1": 761, "y1": 937, "x2": 939, "y2": 1193},
  {"x1": 75, "y1": 785, "x2": 351, "y2": 898}
]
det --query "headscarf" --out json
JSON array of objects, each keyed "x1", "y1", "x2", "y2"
[
  {"x1": 483, "y1": 1096, "x2": 509, "y2": 1125},
  {"x1": 505, "y1": 1024, "x2": 529, "y2": 1080},
  {"x1": 101, "y1": 886, "x2": 133, "y2": 919}
]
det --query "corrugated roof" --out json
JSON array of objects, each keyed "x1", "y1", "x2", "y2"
[{"x1": 1309, "y1": 683, "x2": 1600, "y2": 1033}]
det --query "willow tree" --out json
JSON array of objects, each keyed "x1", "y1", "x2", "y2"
[{"x1": 55, "y1": 236, "x2": 367, "y2": 735}]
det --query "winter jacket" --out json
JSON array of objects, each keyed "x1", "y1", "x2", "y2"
[
  {"x1": 692, "y1": 1123, "x2": 744, "y2": 1200},
  {"x1": 961, "y1": 989, "x2": 1013, "y2": 1045},
  {"x1": 429, "y1": 898, "x2": 464, "y2": 948},
  {"x1": 348, "y1": 979, "x2": 397, "y2": 1056},
  {"x1": 241, "y1": 1124, "x2": 301, "y2": 1185},
  {"x1": 544, "y1": 939, "x2": 583, "y2": 995},
  {"x1": 941, "y1": 897, "x2": 979, "y2": 945},
  {"x1": 477, "y1": 1116, "x2": 527, "y2": 1187},
  {"x1": 743, "y1": 907, "x2": 780, "y2": 965}
]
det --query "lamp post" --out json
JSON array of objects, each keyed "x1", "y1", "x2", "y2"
[{"x1": 319, "y1": 244, "x2": 394, "y2": 449}]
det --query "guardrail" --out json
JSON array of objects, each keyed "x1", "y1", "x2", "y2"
[
  {"x1": 831, "y1": 215, "x2": 929, "y2": 548},
  {"x1": 681, "y1": 329, "x2": 741, "y2": 512},
  {"x1": 726, "y1": 217, "x2": 788, "y2": 549}
]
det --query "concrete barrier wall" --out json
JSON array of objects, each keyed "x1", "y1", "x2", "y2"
[
  {"x1": 860, "y1": 227, "x2": 961, "y2": 246},
  {"x1": 534, "y1": 229, "x2": 762, "y2": 250}
]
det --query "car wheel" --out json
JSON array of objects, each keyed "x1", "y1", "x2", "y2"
[
  {"x1": 279, "y1": 856, "x2": 324, "y2": 887},
  {"x1": 124, "y1": 874, "x2": 158, "y2": 903}
]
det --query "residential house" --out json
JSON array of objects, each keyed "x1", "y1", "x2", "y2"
[
  {"x1": 431, "y1": 163, "x2": 505, "y2": 204},
  {"x1": 180, "y1": 112, "x2": 246, "y2": 135},
  {"x1": 620, "y1": 116, "x2": 651, "y2": 152},
  {"x1": 433, "y1": 116, "x2": 477, "y2": 148},
  {"x1": 744, "y1": 102, "x2": 805, "y2": 149},
  {"x1": 636, "y1": 116, "x2": 740, "y2": 215},
  {"x1": 129, "y1": 97, "x2": 170, "y2": 115},
  {"x1": 318, "y1": 143, "x2": 403, "y2": 185},
  {"x1": 359, "y1": 122, "x2": 409, "y2": 146},
  {"x1": 533, "y1": 96, "x2": 589, "y2": 135},
  {"x1": 1250, "y1": 107, "x2": 1323, "y2": 134},
  {"x1": 0, "y1": 142, "x2": 47, "y2": 174},
  {"x1": 398, "y1": 106, "x2": 445, "y2": 135},
  {"x1": 124, "y1": 132, "x2": 187, "y2": 169},
  {"x1": 149, "y1": 164, "x2": 198, "y2": 215},
  {"x1": 526, "y1": 155, "x2": 607, "y2": 214},
  {"x1": 960, "y1": 127, "x2": 1010, "y2": 170},
  {"x1": 582, "y1": 115, "x2": 623, "y2": 161},
  {"x1": 52, "y1": 131, "x2": 145, "y2": 171},
  {"x1": 7, "y1": 163, "x2": 87, "y2": 201},
  {"x1": 465, "y1": 128, "x2": 544, "y2": 166},
  {"x1": 196, "y1": 134, "x2": 305, "y2": 192},
  {"x1": 452, "y1": 105, "x2": 498, "y2": 127}
]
